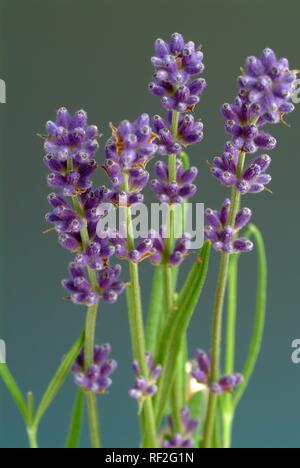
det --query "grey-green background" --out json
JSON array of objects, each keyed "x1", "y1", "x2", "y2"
[{"x1": 0, "y1": 0, "x2": 299, "y2": 448}]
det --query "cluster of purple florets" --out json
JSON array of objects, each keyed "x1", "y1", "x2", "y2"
[
  {"x1": 164, "y1": 407, "x2": 199, "y2": 448},
  {"x1": 72, "y1": 344, "x2": 117, "y2": 394},
  {"x1": 206, "y1": 48, "x2": 297, "y2": 252},
  {"x1": 43, "y1": 108, "x2": 126, "y2": 306},
  {"x1": 191, "y1": 349, "x2": 243, "y2": 395}
]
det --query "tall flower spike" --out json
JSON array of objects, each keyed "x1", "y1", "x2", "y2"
[
  {"x1": 204, "y1": 199, "x2": 254, "y2": 254},
  {"x1": 149, "y1": 33, "x2": 206, "y2": 112},
  {"x1": 239, "y1": 48, "x2": 297, "y2": 123},
  {"x1": 164, "y1": 407, "x2": 199, "y2": 448},
  {"x1": 72, "y1": 344, "x2": 117, "y2": 394}
]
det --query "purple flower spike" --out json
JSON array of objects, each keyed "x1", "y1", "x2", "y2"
[
  {"x1": 204, "y1": 200, "x2": 254, "y2": 254},
  {"x1": 129, "y1": 352, "x2": 162, "y2": 402},
  {"x1": 239, "y1": 48, "x2": 297, "y2": 121},
  {"x1": 211, "y1": 142, "x2": 272, "y2": 195},
  {"x1": 222, "y1": 98, "x2": 278, "y2": 154},
  {"x1": 44, "y1": 108, "x2": 100, "y2": 197},
  {"x1": 152, "y1": 159, "x2": 198, "y2": 204},
  {"x1": 105, "y1": 115, "x2": 157, "y2": 170},
  {"x1": 150, "y1": 33, "x2": 206, "y2": 113},
  {"x1": 62, "y1": 263, "x2": 125, "y2": 306},
  {"x1": 72, "y1": 344, "x2": 117, "y2": 394},
  {"x1": 104, "y1": 115, "x2": 157, "y2": 206},
  {"x1": 164, "y1": 406, "x2": 199, "y2": 449}
]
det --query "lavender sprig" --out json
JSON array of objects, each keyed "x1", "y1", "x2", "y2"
[
  {"x1": 42, "y1": 107, "x2": 126, "y2": 448},
  {"x1": 202, "y1": 48, "x2": 297, "y2": 449}
]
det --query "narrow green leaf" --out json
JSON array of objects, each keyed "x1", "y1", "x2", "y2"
[
  {"x1": 0, "y1": 364, "x2": 27, "y2": 420},
  {"x1": 145, "y1": 266, "x2": 164, "y2": 354},
  {"x1": 154, "y1": 242, "x2": 211, "y2": 427},
  {"x1": 34, "y1": 331, "x2": 84, "y2": 427},
  {"x1": 233, "y1": 224, "x2": 267, "y2": 409},
  {"x1": 66, "y1": 390, "x2": 85, "y2": 448}
]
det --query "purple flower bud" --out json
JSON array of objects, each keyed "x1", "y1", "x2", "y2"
[{"x1": 72, "y1": 344, "x2": 117, "y2": 394}]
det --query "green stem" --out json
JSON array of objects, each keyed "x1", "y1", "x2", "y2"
[
  {"x1": 26, "y1": 392, "x2": 38, "y2": 449},
  {"x1": 86, "y1": 393, "x2": 101, "y2": 448},
  {"x1": 146, "y1": 266, "x2": 164, "y2": 355},
  {"x1": 203, "y1": 152, "x2": 246, "y2": 449},
  {"x1": 164, "y1": 264, "x2": 174, "y2": 319},
  {"x1": 165, "y1": 110, "x2": 184, "y2": 435},
  {"x1": 202, "y1": 253, "x2": 230, "y2": 448},
  {"x1": 124, "y1": 177, "x2": 157, "y2": 448},
  {"x1": 27, "y1": 427, "x2": 38, "y2": 449},
  {"x1": 233, "y1": 224, "x2": 267, "y2": 409},
  {"x1": 222, "y1": 256, "x2": 239, "y2": 448},
  {"x1": 225, "y1": 257, "x2": 239, "y2": 375},
  {"x1": 68, "y1": 158, "x2": 101, "y2": 443},
  {"x1": 84, "y1": 304, "x2": 98, "y2": 370}
]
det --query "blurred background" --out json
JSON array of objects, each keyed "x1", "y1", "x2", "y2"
[{"x1": 0, "y1": 0, "x2": 299, "y2": 448}]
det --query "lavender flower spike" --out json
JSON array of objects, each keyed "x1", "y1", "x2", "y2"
[
  {"x1": 72, "y1": 344, "x2": 117, "y2": 394},
  {"x1": 239, "y1": 48, "x2": 297, "y2": 123},
  {"x1": 149, "y1": 33, "x2": 206, "y2": 113},
  {"x1": 211, "y1": 142, "x2": 272, "y2": 194},
  {"x1": 164, "y1": 407, "x2": 199, "y2": 448},
  {"x1": 63, "y1": 263, "x2": 125, "y2": 305},
  {"x1": 44, "y1": 108, "x2": 100, "y2": 196},
  {"x1": 204, "y1": 199, "x2": 254, "y2": 254},
  {"x1": 129, "y1": 352, "x2": 162, "y2": 402},
  {"x1": 104, "y1": 114, "x2": 157, "y2": 207}
]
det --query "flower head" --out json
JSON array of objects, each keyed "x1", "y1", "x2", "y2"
[
  {"x1": 222, "y1": 98, "x2": 277, "y2": 153},
  {"x1": 151, "y1": 159, "x2": 198, "y2": 204},
  {"x1": 149, "y1": 33, "x2": 206, "y2": 113},
  {"x1": 152, "y1": 113, "x2": 204, "y2": 156},
  {"x1": 44, "y1": 108, "x2": 100, "y2": 196},
  {"x1": 211, "y1": 142, "x2": 272, "y2": 194},
  {"x1": 63, "y1": 263, "x2": 125, "y2": 305},
  {"x1": 72, "y1": 344, "x2": 117, "y2": 394},
  {"x1": 104, "y1": 115, "x2": 157, "y2": 206},
  {"x1": 238, "y1": 48, "x2": 297, "y2": 122},
  {"x1": 129, "y1": 352, "x2": 162, "y2": 402},
  {"x1": 164, "y1": 407, "x2": 199, "y2": 448},
  {"x1": 191, "y1": 349, "x2": 243, "y2": 395},
  {"x1": 105, "y1": 114, "x2": 157, "y2": 170},
  {"x1": 204, "y1": 199, "x2": 254, "y2": 254}
]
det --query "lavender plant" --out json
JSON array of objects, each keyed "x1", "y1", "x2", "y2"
[{"x1": 0, "y1": 34, "x2": 297, "y2": 449}]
